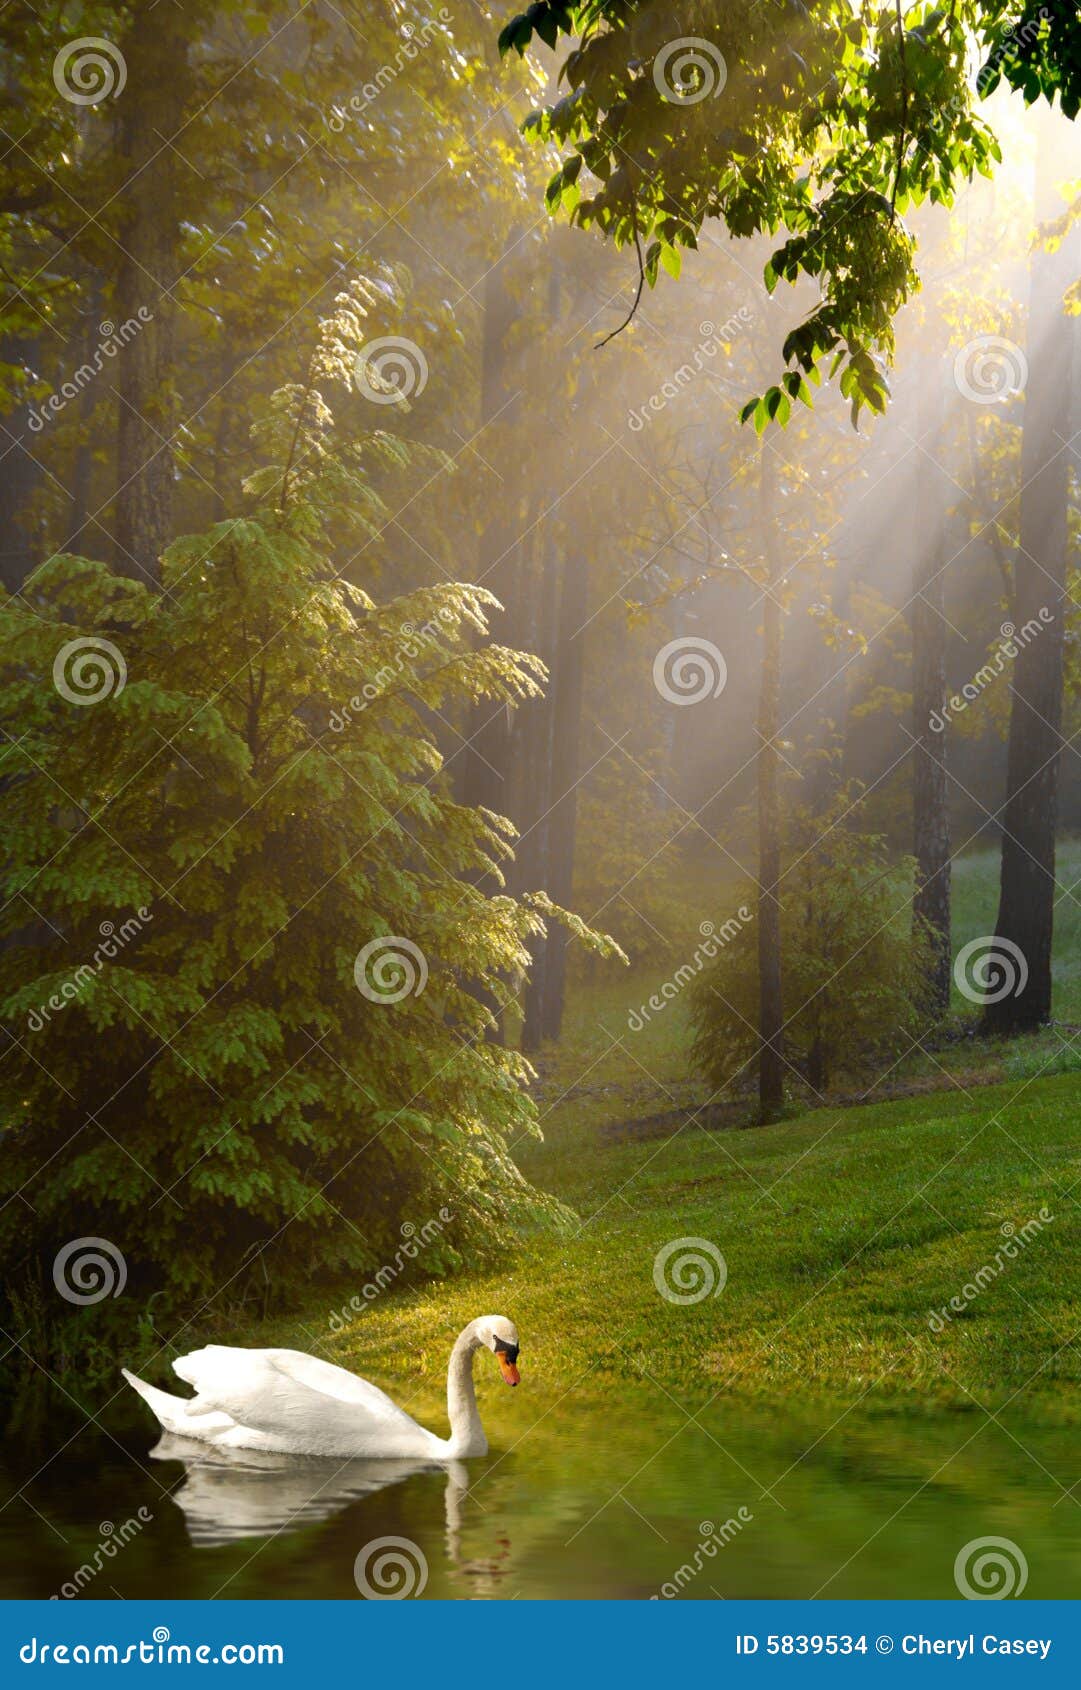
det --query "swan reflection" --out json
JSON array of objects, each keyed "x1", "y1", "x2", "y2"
[{"x1": 150, "y1": 1433, "x2": 467, "y2": 1549}]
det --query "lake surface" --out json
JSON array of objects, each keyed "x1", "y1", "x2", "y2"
[{"x1": 2, "y1": 1380, "x2": 1078, "y2": 1599}]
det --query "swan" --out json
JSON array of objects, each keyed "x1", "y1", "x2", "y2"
[{"x1": 122, "y1": 1315, "x2": 520, "y2": 1460}]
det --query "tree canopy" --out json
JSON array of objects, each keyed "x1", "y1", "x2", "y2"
[{"x1": 498, "y1": 1, "x2": 1081, "y2": 423}]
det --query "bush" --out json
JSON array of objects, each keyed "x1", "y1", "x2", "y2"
[{"x1": 690, "y1": 790, "x2": 935, "y2": 1097}]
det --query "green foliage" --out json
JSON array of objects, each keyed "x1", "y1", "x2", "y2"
[
  {"x1": 690, "y1": 789, "x2": 936, "y2": 1095},
  {"x1": 495, "y1": 0, "x2": 1077, "y2": 427},
  {"x1": 979, "y1": 0, "x2": 1081, "y2": 117},
  {"x1": 570, "y1": 760, "x2": 687, "y2": 967},
  {"x1": 0, "y1": 303, "x2": 619, "y2": 1352}
]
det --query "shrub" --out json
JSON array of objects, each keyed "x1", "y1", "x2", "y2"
[{"x1": 690, "y1": 789, "x2": 935, "y2": 1097}]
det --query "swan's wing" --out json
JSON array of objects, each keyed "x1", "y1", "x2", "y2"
[
  {"x1": 171, "y1": 1346, "x2": 431, "y2": 1451},
  {"x1": 266, "y1": 1349, "x2": 414, "y2": 1422}
]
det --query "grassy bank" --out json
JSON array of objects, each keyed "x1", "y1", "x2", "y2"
[
  {"x1": 232, "y1": 1070, "x2": 1080, "y2": 1444},
  {"x1": 191, "y1": 847, "x2": 1081, "y2": 1443}
]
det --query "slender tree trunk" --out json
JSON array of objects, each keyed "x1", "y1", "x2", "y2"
[
  {"x1": 757, "y1": 461, "x2": 785, "y2": 1118},
  {"x1": 458, "y1": 248, "x2": 521, "y2": 1045},
  {"x1": 70, "y1": 296, "x2": 104, "y2": 552},
  {"x1": 540, "y1": 549, "x2": 588, "y2": 1042},
  {"x1": 518, "y1": 263, "x2": 565, "y2": 1051},
  {"x1": 520, "y1": 520, "x2": 560, "y2": 1052},
  {"x1": 0, "y1": 335, "x2": 41, "y2": 590},
  {"x1": 461, "y1": 248, "x2": 519, "y2": 815},
  {"x1": 809, "y1": 563, "x2": 852, "y2": 812},
  {"x1": 112, "y1": 5, "x2": 192, "y2": 586},
  {"x1": 209, "y1": 355, "x2": 238, "y2": 520},
  {"x1": 911, "y1": 382, "x2": 952, "y2": 1012},
  {"x1": 983, "y1": 121, "x2": 1077, "y2": 1035}
]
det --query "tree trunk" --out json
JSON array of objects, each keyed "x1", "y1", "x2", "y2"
[
  {"x1": 982, "y1": 120, "x2": 1077, "y2": 1035},
  {"x1": 520, "y1": 521, "x2": 560, "y2": 1052},
  {"x1": 911, "y1": 383, "x2": 952, "y2": 1012},
  {"x1": 0, "y1": 335, "x2": 41, "y2": 590},
  {"x1": 809, "y1": 562, "x2": 852, "y2": 812},
  {"x1": 70, "y1": 294, "x2": 105, "y2": 554},
  {"x1": 461, "y1": 248, "x2": 519, "y2": 815},
  {"x1": 540, "y1": 548, "x2": 588, "y2": 1042},
  {"x1": 757, "y1": 462, "x2": 785, "y2": 1118},
  {"x1": 458, "y1": 246, "x2": 521, "y2": 1045},
  {"x1": 112, "y1": 5, "x2": 192, "y2": 586}
]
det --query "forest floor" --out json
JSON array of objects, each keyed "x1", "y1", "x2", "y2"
[{"x1": 237, "y1": 849, "x2": 1081, "y2": 1433}]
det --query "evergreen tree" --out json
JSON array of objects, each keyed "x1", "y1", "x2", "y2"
[{"x1": 0, "y1": 286, "x2": 617, "y2": 1352}]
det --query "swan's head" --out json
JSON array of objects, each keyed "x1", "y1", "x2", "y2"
[{"x1": 475, "y1": 1315, "x2": 520, "y2": 1387}]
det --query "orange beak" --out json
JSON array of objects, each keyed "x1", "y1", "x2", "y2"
[{"x1": 497, "y1": 1353, "x2": 520, "y2": 1387}]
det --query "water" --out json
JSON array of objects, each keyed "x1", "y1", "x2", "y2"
[{"x1": 2, "y1": 1384, "x2": 1078, "y2": 1599}]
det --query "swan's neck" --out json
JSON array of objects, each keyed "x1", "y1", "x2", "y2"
[{"x1": 446, "y1": 1326, "x2": 487, "y2": 1458}]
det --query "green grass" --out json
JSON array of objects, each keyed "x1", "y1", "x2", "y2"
[
  {"x1": 235, "y1": 1071, "x2": 1080, "y2": 1438},
  {"x1": 218, "y1": 847, "x2": 1081, "y2": 1437}
]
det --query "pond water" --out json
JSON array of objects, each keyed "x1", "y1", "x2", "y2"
[{"x1": 2, "y1": 1382, "x2": 1078, "y2": 1599}]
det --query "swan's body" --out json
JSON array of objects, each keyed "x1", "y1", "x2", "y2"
[{"x1": 122, "y1": 1316, "x2": 519, "y2": 1460}]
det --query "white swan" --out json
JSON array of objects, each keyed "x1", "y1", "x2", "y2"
[{"x1": 122, "y1": 1315, "x2": 520, "y2": 1460}]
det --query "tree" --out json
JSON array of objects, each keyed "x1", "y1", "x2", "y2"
[
  {"x1": 539, "y1": 543, "x2": 589, "y2": 1040},
  {"x1": 911, "y1": 382, "x2": 952, "y2": 1011},
  {"x1": 757, "y1": 457, "x2": 785, "y2": 1116},
  {"x1": 0, "y1": 296, "x2": 617, "y2": 1353},
  {"x1": 983, "y1": 117, "x2": 1079, "y2": 1032},
  {"x1": 496, "y1": 0, "x2": 1081, "y2": 1057}
]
